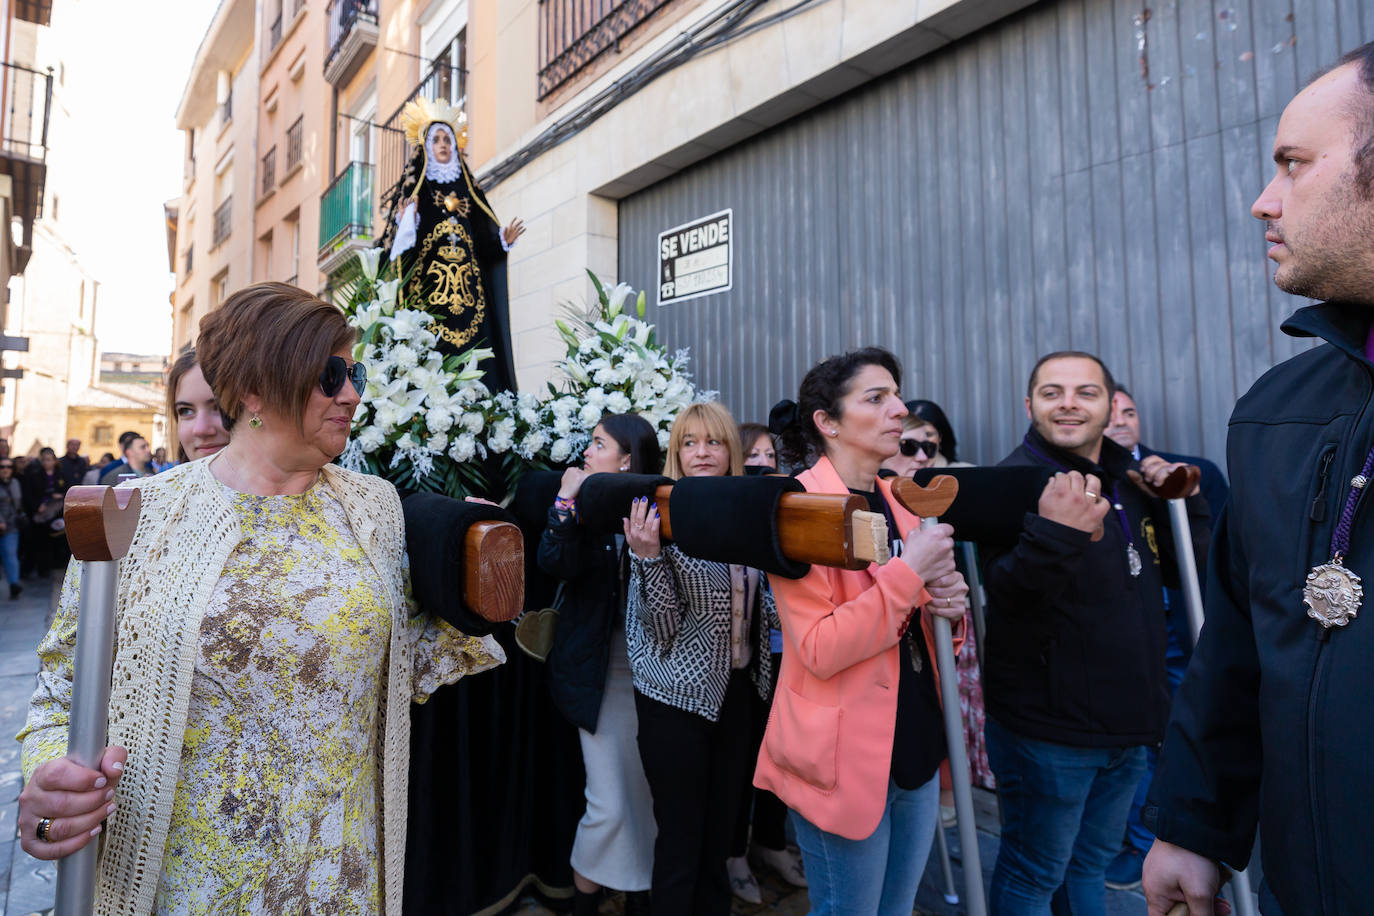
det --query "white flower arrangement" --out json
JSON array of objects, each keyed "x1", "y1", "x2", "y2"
[{"x1": 338, "y1": 257, "x2": 709, "y2": 500}]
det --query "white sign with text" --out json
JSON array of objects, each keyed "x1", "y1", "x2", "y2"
[{"x1": 657, "y1": 209, "x2": 733, "y2": 306}]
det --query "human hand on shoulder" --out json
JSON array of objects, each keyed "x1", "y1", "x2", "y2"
[{"x1": 1038, "y1": 471, "x2": 1111, "y2": 535}]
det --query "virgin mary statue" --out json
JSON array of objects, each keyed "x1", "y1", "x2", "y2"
[{"x1": 382, "y1": 98, "x2": 525, "y2": 392}]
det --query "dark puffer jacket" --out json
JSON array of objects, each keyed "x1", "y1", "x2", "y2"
[
  {"x1": 536, "y1": 506, "x2": 627, "y2": 733},
  {"x1": 1146, "y1": 302, "x2": 1374, "y2": 915}
]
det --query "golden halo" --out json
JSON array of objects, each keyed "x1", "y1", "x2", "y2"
[{"x1": 400, "y1": 97, "x2": 468, "y2": 150}]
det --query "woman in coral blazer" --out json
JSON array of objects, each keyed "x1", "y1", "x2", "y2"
[{"x1": 754, "y1": 347, "x2": 969, "y2": 916}]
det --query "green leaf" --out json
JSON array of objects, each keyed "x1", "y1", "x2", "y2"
[
  {"x1": 586, "y1": 269, "x2": 607, "y2": 307},
  {"x1": 636, "y1": 290, "x2": 646, "y2": 319}
]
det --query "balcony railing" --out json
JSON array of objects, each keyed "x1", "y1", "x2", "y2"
[
  {"x1": 212, "y1": 197, "x2": 232, "y2": 247},
  {"x1": 319, "y1": 161, "x2": 373, "y2": 257},
  {"x1": 325, "y1": 0, "x2": 379, "y2": 84},
  {"x1": 261, "y1": 146, "x2": 277, "y2": 197},
  {"x1": 377, "y1": 59, "x2": 465, "y2": 199},
  {"x1": 286, "y1": 116, "x2": 304, "y2": 172},
  {"x1": 268, "y1": 11, "x2": 283, "y2": 50},
  {"x1": 0, "y1": 61, "x2": 53, "y2": 264},
  {"x1": 537, "y1": 0, "x2": 671, "y2": 99}
]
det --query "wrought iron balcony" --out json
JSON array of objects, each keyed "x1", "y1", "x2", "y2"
[
  {"x1": 324, "y1": 0, "x2": 379, "y2": 86},
  {"x1": 318, "y1": 161, "x2": 373, "y2": 272},
  {"x1": 0, "y1": 62, "x2": 53, "y2": 272},
  {"x1": 286, "y1": 116, "x2": 304, "y2": 173},
  {"x1": 212, "y1": 197, "x2": 233, "y2": 247},
  {"x1": 538, "y1": 0, "x2": 671, "y2": 99},
  {"x1": 377, "y1": 59, "x2": 465, "y2": 200},
  {"x1": 261, "y1": 146, "x2": 277, "y2": 197}
]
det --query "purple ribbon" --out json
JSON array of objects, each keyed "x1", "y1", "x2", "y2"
[{"x1": 1330, "y1": 444, "x2": 1374, "y2": 561}]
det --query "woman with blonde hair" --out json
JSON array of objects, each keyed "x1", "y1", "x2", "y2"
[
  {"x1": 17, "y1": 282, "x2": 501, "y2": 915},
  {"x1": 623, "y1": 400, "x2": 779, "y2": 916},
  {"x1": 165, "y1": 348, "x2": 230, "y2": 463}
]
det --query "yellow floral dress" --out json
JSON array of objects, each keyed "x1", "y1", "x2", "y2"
[{"x1": 154, "y1": 483, "x2": 392, "y2": 914}]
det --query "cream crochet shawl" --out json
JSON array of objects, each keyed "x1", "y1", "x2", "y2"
[{"x1": 20, "y1": 457, "x2": 503, "y2": 916}]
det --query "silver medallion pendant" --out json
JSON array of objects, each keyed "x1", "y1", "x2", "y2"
[
  {"x1": 1126, "y1": 544, "x2": 1143, "y2": 578},
  {"x1": 1304, "y1": 560, "x2": 1363, "y2": 629}
]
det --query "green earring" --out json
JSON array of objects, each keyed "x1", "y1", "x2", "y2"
[{"x1": 248, "y1": 414, "x2": 263, "y2": 430}]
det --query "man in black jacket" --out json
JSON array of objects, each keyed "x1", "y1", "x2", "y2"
[
  {"x1": 1143, "y1": 41, "x2": 1374, "y2": 916},
  {"x1": 983, "y1": 351, "x2": 1210, "y2": 915}
]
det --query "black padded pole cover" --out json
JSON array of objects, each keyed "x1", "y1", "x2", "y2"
[
  {"x1": 912, "y1": 466, "x2": 1055, "y2": 546},
  {"x1": 402, "y1": 491, "x2": 517, "y2": 636},
  {"x1": 577, "y1": 472, "x2": 674, "y2": 537},
  {"x1": 667, "y1": 475, "x2": 810, "y2": 579}
]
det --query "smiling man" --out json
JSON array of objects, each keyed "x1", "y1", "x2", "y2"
[
  {"x1": 979, "y1": 351, "x2": 1211, "y2": 915},
  {"x1": 1142, "y1": 41, "x2": 1374, "y2": 916}
]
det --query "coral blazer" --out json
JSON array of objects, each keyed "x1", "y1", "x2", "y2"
[{"x1": 753, "y1": 456, "x2": 961, "y2": 840}]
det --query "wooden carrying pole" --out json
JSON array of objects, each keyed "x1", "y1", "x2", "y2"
[
  {"x1": 889, "y1": 476, "x2": 987, "y2": 916},
  {"x1": 645, "y1": 484, "x2": 890, "y2": 569},
  {"x1": 56, "y1": 486, "x2": 142, "y2": 916},
  {"x1": 461, "y1": 520, "x2": 525, "y2": 622}
]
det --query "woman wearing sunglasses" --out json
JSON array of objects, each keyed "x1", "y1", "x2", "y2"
[{"x1": 17, "y1": 282, "x2": 502, "y2": 916}]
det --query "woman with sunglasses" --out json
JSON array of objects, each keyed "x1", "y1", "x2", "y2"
[{"x1": 17, "y1": 282, "x2": 501, "y2": 916}]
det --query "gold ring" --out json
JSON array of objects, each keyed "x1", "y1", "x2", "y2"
[{"x1": 36, "y1": 817, "x2": 52, "y2": 842}]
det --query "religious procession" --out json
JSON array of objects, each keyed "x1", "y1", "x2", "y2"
[{"x1": 1, "y1": 2, "x2": 1371, "y2": 916}]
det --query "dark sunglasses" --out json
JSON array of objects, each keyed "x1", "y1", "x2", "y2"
[
  {"x1": 320, "y1": 356, "x2": 367, "y2": 398},
  {"x1": 899, "y1": 439, "x2": 938, "y2": 458},
  {"x1": 0, "y1": 463, "x2": 12, "y2": 470}
]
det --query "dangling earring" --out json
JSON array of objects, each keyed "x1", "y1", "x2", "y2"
[{"x1": 248, "y1": 414, "x2": 263, "y2": 430}]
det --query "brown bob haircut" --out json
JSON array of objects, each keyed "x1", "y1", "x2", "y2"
[
  {"x1": 197, "y1": 282, "x2": 356, "y2": 432},
  {"x1": 664, "y1": 401, "x2": 744, "y2": 479}
]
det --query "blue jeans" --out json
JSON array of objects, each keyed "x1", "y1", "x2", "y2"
[
  {"x1": 0, "y1": 528, "x2": 19, "y2": 585},
  {"x1": 985, "y1": 718, "x2": 1147, "y2": 916},
  {"x1": 790, "y1": 773, "x2": 940, "y2": 916},
  {"x1": 1125, "y1": 616, "x2": 1189, "y2": 855}
]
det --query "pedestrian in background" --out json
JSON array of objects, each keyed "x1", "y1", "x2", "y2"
[
  {"x1": 167, "y1": 348, "x2": 229, "y2": 463},
  {"x1": 0, "y1": 456, "x2": 26, "y2": 598},
  {"x1": 58, "y1": 439, "x2": 87, "y2": 488},
  {"x1": 20, "y1": 447, "x2": 68, "y2": 579}
]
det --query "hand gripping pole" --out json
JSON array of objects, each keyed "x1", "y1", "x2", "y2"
[
  {"x1": 55, "y1": 486, "x2": 142, "y2": 916},
  {"x1": 891, "y1": 476, "x2": 987, "y2": 916}
]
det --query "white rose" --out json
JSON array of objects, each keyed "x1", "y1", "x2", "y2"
[
  {"x1": 357, "y1": 426, "x2": 387, "y2": 453},
  {"x1": 425, "y1": 407, "x2": 454, "y2": 434},
  {"x1": 492, "y1": 417, "x2": 517, "y2": 440},
  {"x1": 578, "y1": 403, "x2": 602, "y2": 428},
  {"x1": 427, "y1": 432, "x2": 448, "y2": 452},
  {"x1": 392, "y1": 344, "x2": 418, "y2": 370},
  {"x1": 488, "y1": 435, "x2": 513, "y2": 454},
  {"x1": 552, "y1": 416, "x2": 572, "y2": 437},
  {"x1": 605, "y1": 392, "x2": 631, "y2": 414},
  {"x1": 461, "y1": 412, "x2": 484, "y2": 435},
  {"x1": 585, "y1": 387, "x2": 607, "y2": 409},
  {"x1": 657, "y1": 428, "x2": 670, "y2": 449},
  {"x1": 449, "y1": 433, "x2": 477, "y2": 463},
  {"x1": 550, "y1": 438, "x2": 573, "y2": 463}
]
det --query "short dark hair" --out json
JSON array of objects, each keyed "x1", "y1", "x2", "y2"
[
  {"x1": 598, "y1": 412, "x2": 662, "y2": 475},
  {"x1": 1114, "y1": 384, "x2": 1134, "y2": 401},
  {"x1": 1311, "y1": 40, "x2": 1374, "y2": 198},
  {"x1": 1027, "y1": 351, "x2": 1116, "y2": 400},
  {"x1": 903, "y1": 399, "x2": 960, "y2": 463},
  {"x1": 117, "y1": 430, "x2": 142, "y2": 450},
  {"x1": 778, "y1": 347, "x2": 903, "y2": 468},
  {"x1": 198, "y1": 282, "x2": 356, "y2": 432}
]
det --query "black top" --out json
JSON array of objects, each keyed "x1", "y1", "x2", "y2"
[
  {"x1": 1147, "y1": 302, "x2": 1374, "y2": 915},
  {"x1": 853, "y1": 487, "x2": 946, "y2": 789},
  {"x1": 982, "y1": 426, "x2": 1210, "y2": 749}
]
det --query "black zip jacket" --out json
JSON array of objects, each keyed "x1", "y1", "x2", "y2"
[
  {"x1": 982, "y1": 426, "x2": 1210, "y2": 748},
  {"x1": 536, "y1": 506, "x2": 627, "y2": 733},
  {"x1": 1146, "y1": 302, "x2": 1374, "y2": 915}
]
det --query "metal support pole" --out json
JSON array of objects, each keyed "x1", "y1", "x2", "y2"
[
  {"x1": 926, "y1": 518, "x2": 987, "y2": 916},
  {"x1": 934, "y1": 820, "x2": 959, "y2": 905},
  {"x1": 1165, "y1": 498, "x2": 1257, "y2": 916},
  {"x1": 961, "y1": 540, "x2": 987, "y2": 664},
  {"x1": 53, "y1": 560, "x2": 119, "y2": 916}
]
